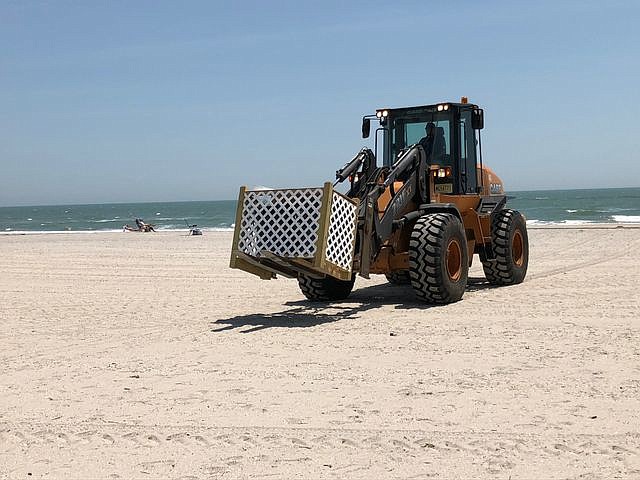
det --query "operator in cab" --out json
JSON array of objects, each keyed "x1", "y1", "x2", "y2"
[
  {"x1": 418, "y1": 122, "x2": 435, "y2": 154},
  {"x1": 418, "y1": 122, "x2": 446, "y2": 162}
]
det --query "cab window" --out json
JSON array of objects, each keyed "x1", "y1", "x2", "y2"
[{"x1": 405, "y1": 120, "x2": 451, "y2": 156}]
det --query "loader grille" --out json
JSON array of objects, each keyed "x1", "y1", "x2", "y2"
[
  {"x1": 325, "y1": 192, "x2": 358, "y2": 270},
  {"x1": 237, "y1": 188, "x2": 323, "y2": 258},
  {"x1": 231, "y1": 183, "x2": 359, "y2": 281}
]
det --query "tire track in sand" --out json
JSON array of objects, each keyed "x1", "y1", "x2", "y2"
[{"x1": 2, "y1": 421, "x2": 640, "y2": 465}]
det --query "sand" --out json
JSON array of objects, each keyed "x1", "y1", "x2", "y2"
[{"x1": 1, "y1": 227, "x2": 640, "y2": 479}]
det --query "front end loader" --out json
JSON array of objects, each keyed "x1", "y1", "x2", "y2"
[{"x1": 230, "y1": 98, "x2": 529, "y2": 304}]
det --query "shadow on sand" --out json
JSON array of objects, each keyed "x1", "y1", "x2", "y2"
[{"x1": 211, "y1": 276, "x2": 496, "y2": 334}]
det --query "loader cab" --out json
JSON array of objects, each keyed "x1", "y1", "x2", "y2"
[{"x1": 368, "y1": 102, "x2": 483, "y2": 195}]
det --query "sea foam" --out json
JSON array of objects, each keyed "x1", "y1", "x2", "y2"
[{"x1": 612, "y1": 215, "x2": 640, "y2": 223}]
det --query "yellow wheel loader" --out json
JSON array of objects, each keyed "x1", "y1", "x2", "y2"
[{"x1": 230, "y1": 98, "x2": 528, "y2": 304}]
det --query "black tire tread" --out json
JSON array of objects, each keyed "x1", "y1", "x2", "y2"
[
  {"x1": 385, "y1": 271, "x2": 411, "y2": 285},
  {"x1": 482, "y1": 209, "x2": 529, "y2": 285},
  {"x1": 409, "y1": 213, "x2": 468, "y2": 304},
  {"x1": 298, "y1": 274, "x2": 355, "y2": 301}
]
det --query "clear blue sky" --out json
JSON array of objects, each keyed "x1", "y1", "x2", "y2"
[{"x1": 1, "y1": 0, "x2": 639, "y2": 206}]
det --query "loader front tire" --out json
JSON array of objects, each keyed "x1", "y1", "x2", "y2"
[
  {"x1": 409, "y1": 213, "x2": 469, "y2": 304},
  {"x1": 385, "y1": 271, "x2": 411, "y2": 285},
  {"x1": 482, "y1": 209, "x2": 529, "y2": 285},
  {"x1": 298, "y1": 274, "x2": 355, "y2": 302}
]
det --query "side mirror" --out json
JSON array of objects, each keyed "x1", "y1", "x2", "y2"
[
  {"x1": 362, "y1": 118, "x2": 371, "y2": 138},
  {"x1": 471, "y1": 109, "x2": 484, "y2": 130}
]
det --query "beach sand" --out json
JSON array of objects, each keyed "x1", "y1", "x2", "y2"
[{"x1": 1, "y1": 227, "x2": 640, "y2": 479}]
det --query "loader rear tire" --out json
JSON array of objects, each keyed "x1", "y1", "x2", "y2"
[
  {"x1": 409, "y1": 213, "x2": 468, "y2": 304},
  {"x1": 482, "y1": 209, "x2": 529, "y2": 285},
  {"x1": 385, "y1": 271, "x2": 411, "y2": 285},
  {"x1": 297, "y1": 274, "x2": 355, "y2": 302}
]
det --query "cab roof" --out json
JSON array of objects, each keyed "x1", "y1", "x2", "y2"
[{"x1": 376, "y1": 102, "x2": 480, "y2": 115}]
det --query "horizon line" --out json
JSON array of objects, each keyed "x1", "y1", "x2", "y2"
[{"x1": 1, "y1": 185, "x2": 639, "y2": 209}]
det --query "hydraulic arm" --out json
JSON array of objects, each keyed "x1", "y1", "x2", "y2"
[{"x1": 334, "y1": 144, "x2": 429, "y2": 277}]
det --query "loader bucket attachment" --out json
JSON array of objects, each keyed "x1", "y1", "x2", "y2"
[{"x1": 230, "y1": 182, "x2": 359, "y2": 281}]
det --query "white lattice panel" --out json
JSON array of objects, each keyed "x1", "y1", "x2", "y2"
[
  {"x1": 237, "y1": 188, "x2": 323, "y2": 258},
  {"x1": 325, "y1": 192, "x2": 357, "y2": 270}
]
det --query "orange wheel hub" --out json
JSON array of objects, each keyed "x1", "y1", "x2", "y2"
[
  {"x1": 512, "y1": 229, "x2": 524, "y2": 267},
  {"x1": 446, "y1": 239, "x2": 462, "y2": 281}
]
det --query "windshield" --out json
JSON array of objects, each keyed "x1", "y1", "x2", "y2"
[
  {"x1": 390, "y1": 114, "x2": 451, "y2": 165},
  {"x1": 405, "y1": 120, "x2": 450, "y2": 151}
]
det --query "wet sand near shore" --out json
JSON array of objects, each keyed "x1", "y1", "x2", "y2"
[{"x1": 1, "y1": 228, "x2": 640, "y2": 479}]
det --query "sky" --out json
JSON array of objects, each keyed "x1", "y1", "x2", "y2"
[{"x1": 1, "y1": 0, "x2": 639, "y2": 206}]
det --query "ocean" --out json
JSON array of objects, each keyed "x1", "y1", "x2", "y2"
[{"x1": 1, "y1": 188, "x2": 639, "y2": 234}]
